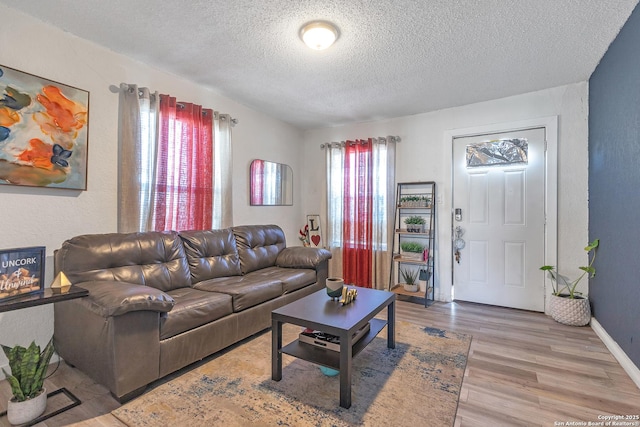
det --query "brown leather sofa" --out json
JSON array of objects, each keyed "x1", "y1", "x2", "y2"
[{"x1": 53, "y1": 225, "x2": 331, "y2": 402}]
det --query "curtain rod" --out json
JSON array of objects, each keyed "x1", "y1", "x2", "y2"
[
  {"x1": 119, "y1": 82, "x2": 238, "y2": 126},
  {"x1": 319, "y1": 135, "x2": 401, "y2": 149}
]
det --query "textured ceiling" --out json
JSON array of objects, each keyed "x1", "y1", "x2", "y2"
[{"x1": 2, "y1": 0, "x2": 638, "y2": 130}]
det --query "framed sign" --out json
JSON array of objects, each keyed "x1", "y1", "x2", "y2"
[
  {"x1": 0, "y1": 246, "x2": 45, "y2": 302},
  {"x1": 306, "y1": 214, "x2": 323, "y2": 248},
  {"x1": 0, "y1": 64, "x2": 89, "y2": 190}
]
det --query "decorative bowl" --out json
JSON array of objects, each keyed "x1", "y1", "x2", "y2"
[{"x1": 325, "y1": 277, "x2": 344, "y2": 299}]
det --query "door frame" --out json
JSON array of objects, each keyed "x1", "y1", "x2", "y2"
[{"x1": 441, "y1": 116, "x2": 558, "y2": 313}]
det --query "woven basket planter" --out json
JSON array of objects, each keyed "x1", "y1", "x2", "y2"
[{"x1": 549, "y1": 294, "x2": 591, "y2": 326}]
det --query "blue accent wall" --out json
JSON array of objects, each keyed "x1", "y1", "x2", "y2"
[{"x1": 589, "y1": 3, "x2": 640, "y2": 367}]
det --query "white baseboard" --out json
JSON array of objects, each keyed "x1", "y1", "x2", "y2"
[{"x1": 591, "y1": 317, "x2": 640, "y2": 390}]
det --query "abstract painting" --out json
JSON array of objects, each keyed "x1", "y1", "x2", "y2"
[{"x1": 0, "y1": 64, "x2": 89, "y2": 190}]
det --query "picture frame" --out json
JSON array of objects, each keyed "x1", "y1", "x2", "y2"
[
  {"x1": 0, "y1": 246, "x2": 46, "y2": 302},
  {"x1": 0, "y1": 64, "x2": 89, "y2": 190},
  {"x1": 306, "y1": 214, "x2": 323, "y2": 248}
]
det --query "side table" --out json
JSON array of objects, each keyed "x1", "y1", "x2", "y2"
[{"x1": 0, "y1": 285, "x2": 88, "y2": 426}]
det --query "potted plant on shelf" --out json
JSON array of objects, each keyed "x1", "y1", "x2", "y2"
[
  {"x1": 2, "y1": 337, "x2": 55, "y2": 425},
  {"x1": 404, "y1": 215, "x2": 426, "y2": 232},
  {"x1": 400, "y1": 267, "x2": 419, "y2": 292},
  {"x1": 400, "y1": 241, "x2": 425, "y2": 260},
  {"x1": 540, "y1": 239, "x2": 599, "y2": 326}
]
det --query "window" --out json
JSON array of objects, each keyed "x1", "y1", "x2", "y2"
[
  {"x1": 327, "y1": 141, "x2": 389, "y2": 250},
  {"x1": 118, "y1": 84, "x2": 233, "y2": 233},
  {"x1": 324, "y1": 137, "x2": 396, "y2": 288}
]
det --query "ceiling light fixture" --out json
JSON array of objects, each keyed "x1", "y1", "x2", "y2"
[{"x1": 300, "y1": 21, "x2": 339, "y2": 50}]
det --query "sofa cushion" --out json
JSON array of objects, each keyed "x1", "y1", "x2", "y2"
[
  {"x1": 233, "y1": 225, "x2": 286, "y2": 274},
  {"x1": 160, "y1": 288, "x2": 233, "y2": 340},
  {"x1": 55, "y1": 231, "x2": 192, "y2": 292},
  {"x1": 193, "y1": 276, "x2": 283, "y2": 312},
  {"x1": 245, "y1": 266, "x2": 316, "y2": 294},
  {"x1": 74, "y1": 281, "x2": 175, "y2": 318},
  {"x1": 276, "y1": 247, "x2": 332, "y2": 269},
  {"x1": 179, "y1": 229, "x2": 242, "y2": 282}
]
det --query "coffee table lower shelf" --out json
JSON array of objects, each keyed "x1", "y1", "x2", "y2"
[{"x1": 280, "y1": 318, "x2": 387, "y2": 370}]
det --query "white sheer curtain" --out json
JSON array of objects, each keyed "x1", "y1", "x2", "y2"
[
  {"x1": 118, "y1": 84, "x2": 234, "y2": 232},
  {"x1": 118, "y1": 84, "x2": 159, "y2": 233},
  {"x1": 213, "y1": 113, "x2": 233, "y2": 229},
  {"x1": 323, "y1": 137, "x2": 397, "y2": 289}
]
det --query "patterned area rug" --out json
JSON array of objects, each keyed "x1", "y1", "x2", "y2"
[{"x1": 112, "y1": 321, "x2": 471, "y2": 427}]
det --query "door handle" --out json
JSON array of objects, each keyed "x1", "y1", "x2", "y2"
[{"x1": 455, "y1": 208, "x2": 462, "y2": 221}]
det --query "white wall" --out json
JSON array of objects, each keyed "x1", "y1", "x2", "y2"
[
  {"x1": 0, "y1": 5, "x2": 303, "y2": 370},
  {"x1": 302, "y1": 82, "x2": 589, "y2": 304}
]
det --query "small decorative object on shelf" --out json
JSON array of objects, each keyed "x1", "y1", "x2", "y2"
[
  {"x1": 50, "y1": 271, "x2": 72, "y2": 294},
  {"x1": 404, "y1": 215, "x2": 426, "y2": 233},
  {"x1": 298, "y1": 225, "x2": 310, "y2": 247},
  {"x1": 325, "y1": 277, "x2": 344, "y2": 300},
  {"x1": 400, "y1": 268, "x2": 419, "y2": 292},
  {"x1": 340, "y1": 286, "x2": 358, "y2": 305},
  {"x1": 400, "y1": 241, "x2": 425, "y2": 260},
  {"x1": 0, "y1": 246, "x2": 46, "y2": 302},
  {"x1": 399, "y1": 195, "x2": 431, "y2": 208},
  {"x1": 299, "y1": 322, "x2": 370, "y2": 352}
]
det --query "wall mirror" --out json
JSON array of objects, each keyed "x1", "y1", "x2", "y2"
[{"x1": 250, "y1": 159, "x2": 293, "y2": 206}]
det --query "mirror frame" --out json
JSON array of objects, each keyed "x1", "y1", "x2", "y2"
[{"x1": 249, "y1": 159, "x2": 293, "y2": 206}]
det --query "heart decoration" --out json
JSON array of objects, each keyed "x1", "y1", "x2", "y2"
[{"x1": 311, "y1": 235, "x2": 321, "y2": 247}]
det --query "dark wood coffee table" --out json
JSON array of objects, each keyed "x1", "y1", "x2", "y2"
[{"x1": 271, "y1": 287, "x2": 395, "y2": 409}]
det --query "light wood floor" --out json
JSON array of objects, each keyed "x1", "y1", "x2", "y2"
[{"x1": 1, "y1": 300, "x2": 639, "y2": 426}]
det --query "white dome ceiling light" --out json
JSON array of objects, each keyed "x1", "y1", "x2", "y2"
[{"x1": 300, "y1": 21, "x2": 339, "y2": 50}]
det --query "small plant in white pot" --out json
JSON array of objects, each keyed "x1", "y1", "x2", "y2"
[
  {"x1": 404, "y1": 216, "x2": 426, "y2": 233},
  {"x1": 400, "y1": 241, "x2": 425, "y2": 260},
  {"x1": 540, "y1": 239, "x2": 599, "y2": 326},
  {"x1": 2, "y1": 337, "x2": 54, "y2": 425},
  {"x1": 400, "y1": 268, "x2": 419, "y2": 292}
]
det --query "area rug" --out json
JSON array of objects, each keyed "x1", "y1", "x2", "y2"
[{"x1": 112, "y1": 321, "x2": 471, "y2": 427}]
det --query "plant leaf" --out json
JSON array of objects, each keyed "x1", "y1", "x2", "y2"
[
  {"x1": 579, "y1": 266, "x2": 596, "y2": 278},
  {"x1": 1, "y1": 368, "x2": 25, "y2": 401},
  {"x1": 540, "y1": 266, "x2": 554, "y2": 271},
  {"x1": 585, "y1": 239, "x2": 599, "y2": 251},
  {"x1": 19, "y1": 342, "x2": 40, "y2": 397},
  {"x1": 31, "y1": 337, "x2": 55, "y2": 396}
]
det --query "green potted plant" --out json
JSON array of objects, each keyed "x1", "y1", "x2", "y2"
[
  {"x1": 404, "y1": 215, "x2": 426, "y2": 232},
  {"x1": 400, "y1": 267, "x2": 419, "y2": 292},
  {"x1": 2, "y1": 337, "x2": 55, "y2": 425},
  {"x1": 540, "y1": 239, "x2": 599, "y2": 326},
  {"x1": 400, "y1": 241, "x2": 425, "y2": 260}
]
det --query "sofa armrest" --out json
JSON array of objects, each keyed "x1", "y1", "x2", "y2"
[
  {"x1": 276, "y1": 247, "x2": 332, "y2": 269},
  {"x1": 76, "y1": 281, "x2": 175, "y2": 317}
]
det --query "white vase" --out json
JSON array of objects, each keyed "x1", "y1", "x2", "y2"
[
  {"x1": 549, "y1": 294, "x2": 591, "y2": 326},
  {"x1": 325, "y1": 277, "x2": 344, "y2": 299},
  {"x1": 7, "y1": 388, "x2": 47, "y2": 426}
]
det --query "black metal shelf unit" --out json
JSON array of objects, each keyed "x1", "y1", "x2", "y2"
[{"x1": 388, "y1": 181, "x2": 436, "y2": 306}]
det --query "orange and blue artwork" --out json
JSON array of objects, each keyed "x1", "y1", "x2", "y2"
[{"x1": 0, "y1": 64, "x2": 89, "y2": 190}]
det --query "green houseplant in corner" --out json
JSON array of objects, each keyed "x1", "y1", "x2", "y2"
[
  {"x1": 2, "y1": 337, "x2": 55, "y2": 425},
  {"x1": 540, "y1": 239, "x2": 599, "y2": 326}
]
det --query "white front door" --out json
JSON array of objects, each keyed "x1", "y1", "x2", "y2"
[{"x1": 452, "y1": 128, "x2": 545, "y2": 311}]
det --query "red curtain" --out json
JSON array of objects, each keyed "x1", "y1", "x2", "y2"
[
  {"x1": 154, "y1": 95, "x2": 213, "y2": 231},
  {"x1": 250, "y1": 159, "x2": 264, "y2": 205},
  {"x1": 342, "y1": 139, "x2": 373, "y2": 288}
]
